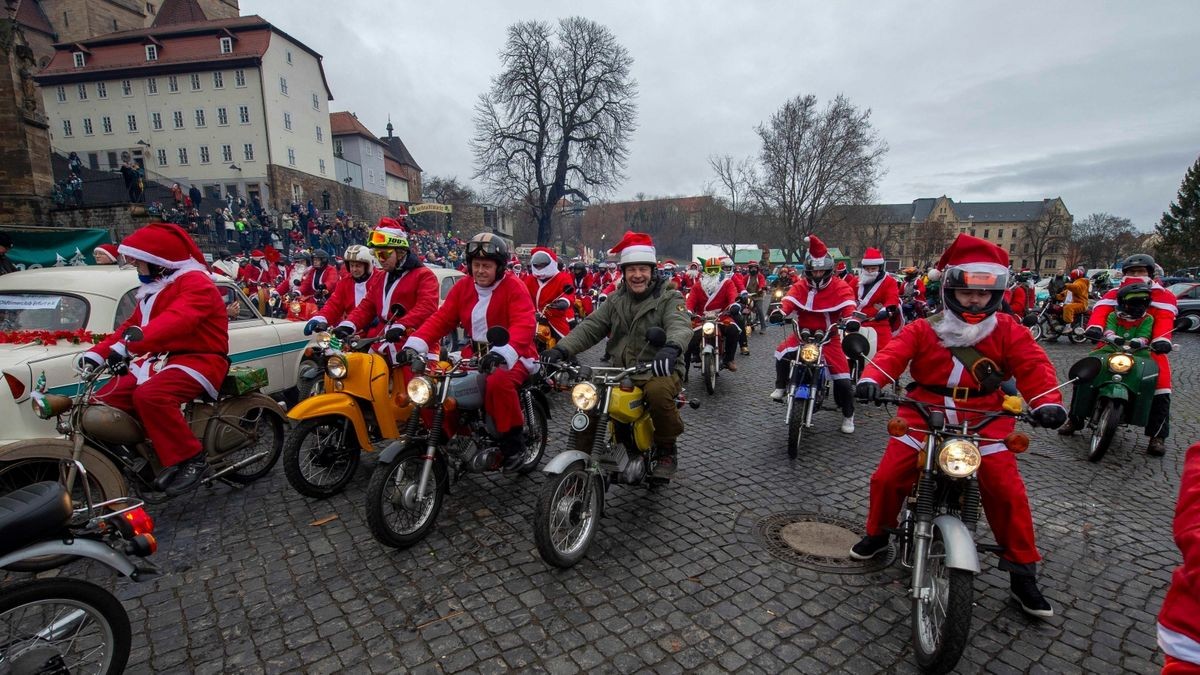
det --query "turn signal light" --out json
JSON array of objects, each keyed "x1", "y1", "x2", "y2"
[
  {"x1": 123, "y1": 507, "x2": 155, "y2": 536},
  {"x1": 887, "y1": 417, "x2": 909, "y2": 437},
  {"x1": 443, "y1": 397, "x2": 458, "y2": 413},
  {"x1": 4, "y1": 372, "x2": 26, "y2": 400},
  {"x1": 1004, "y1": 432, "x2": 1030, "y2": 454},
  {"x1": 127, "y1": 533, "x2": 158, "y2": 556},
  {"x1": 394, "y1": 390, "x2": 410, "y2": 407}
]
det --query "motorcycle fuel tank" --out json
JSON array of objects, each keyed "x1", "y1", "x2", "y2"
[
  {"x1": 80, "y1": 404, "x2": 145, "y2": 445},
  {"x1": 607, "y1": 386, "x2": 645, "y2": 425},
  {"x1": 448, "y1": 371, "x2": 486, "y2": 410}
]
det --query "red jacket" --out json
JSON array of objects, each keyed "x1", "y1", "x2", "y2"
[
  {"x1": 780, "y1": 276, "x2": 856, "y2": 328},
  {"x1": 686, "y1": 276, "x2": 739, "y2": 315},
  {"x1": 1160, "y1": 442, "x2": 1200, "y2": 666},
  {"x1": 570, "y1": 271, "x2": 595, "y2": 293},
  {"x1": 857, "y1": 274, "x2": 900, "y2": 327},
  {"x1": 341, "y1": 262, "x2": 438, "y2": 336},
  {"x1": 859, "y1": 314, "x2": 1064, "y2": 455},
  {"x1": 901, "y1": 277, "x2": 926, "y2": 303},
  {"x1": 299, "y1": 265, "x2": 340, "y2": 297},
  {"x1": 405, "y1": 274, "x2": 538, "y2": 371},
  {"x1": 312, "y1": 270, "x2": 382, "y2": 332},
  {"x1": 87, "y1": 270, "x2": 229, "y2": 399},
  {"x1": 843, "y1": 274, "x2": 859, "y2": 298},
  {"x1": 743, "y1": 272, "x2": 768, "y2": 295},
  {"x1": 525, "y1": 270, "x2": 576, "y2": 337},
  {"x1": 1007, "y1": 284, "x2": 1034, "y2": 316}
]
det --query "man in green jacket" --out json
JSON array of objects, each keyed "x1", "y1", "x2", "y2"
[{"x1": 541, "y1": 232, "x2": 693, "y2": 477}]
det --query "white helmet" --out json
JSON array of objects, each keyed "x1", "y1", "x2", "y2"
[{"x1": 344, "y1": 245, "x2": 374, "y2": 266}]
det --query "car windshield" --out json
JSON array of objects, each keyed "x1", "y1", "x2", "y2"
[
  {"x1": 1168, "y1": 283, "x2": 1197, "y2": 297},
  {"x1": 0, "y1": 292, "x2": 90, "y2": 332}
]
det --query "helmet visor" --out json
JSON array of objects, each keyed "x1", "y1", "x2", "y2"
[
  {"x1": 369, "y1": 230, "x2": 408, "y2": 249},
  {"x1": 944, "y1": 267, "x2": 1007, "y2": 291}
]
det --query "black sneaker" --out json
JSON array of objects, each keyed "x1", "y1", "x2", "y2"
[
  {"x1": 1010, "y1": 574, "x2": 1054, "y2": 618},
  {"x1": 849, "y1": 534, "x2": 889, "y2": 560},
  {"x1": 652, "y1": 455, "x2": 676, "y2": 478},
  {"x1": 162, "y1": 455, "x2": 211, "y2": 496}
]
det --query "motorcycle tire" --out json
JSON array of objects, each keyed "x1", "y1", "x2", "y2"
[
  {"x1": 0, "y1": 578, "x2": 131, "y2": 675},
  {"x1": 365, "y1": 443, "x2": 445, "y2": 549},
  {"x1": 1040, "y1": 320, "x2": 1058, "y2": 343},
  {"x1": 283, "y1": 417, "x2": 360, "y2": 498},
  {"x1": 911, "y1": 536, "x2": 973, "y2": 675},
  {"x1": 295, "y1": 359, "x2": 324, "y2": 401},
  {"x1": 533, "y1": 463, "x2": 599, "y2": 569},
  {"x1": 515, "y1": 403, "x2": 549, "y2": 475},
  {"x1": 787, "y1": 406, "x2": 803, "y2": 459},
  {"x1": 1028, "y1": 321, "x2": 1042, "y2": 341},
  {"x1": 219, "y1": 404, "x2": 284, "y2": 484},
  {"x1": 703, "y1": 353, "x2": 716, "y2": 395},
  {"x1": 1068, "y1": 327, "x2": 1088, "y2": 344},
  {"x1": 1087, "y1": 399, "x2": 1123, "y2": 463}
]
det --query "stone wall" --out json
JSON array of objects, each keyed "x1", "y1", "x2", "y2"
[
  {"x1": 48, "y1": 203, "x2": 144, "y2": 239},
  {"x1": 267, "y1": 164, "x2": 390, "y2": 222},
  {"x1": 0, "y1": 22, "x2": 55, "y2": 227}
]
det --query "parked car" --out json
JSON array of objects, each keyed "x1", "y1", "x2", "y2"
[
  {"x1": 0, "y1": 266, "x2": 314, "y2": 447},
  {"x1": 1169, "y1": 282, "x2": 1200, "y2": 332}
]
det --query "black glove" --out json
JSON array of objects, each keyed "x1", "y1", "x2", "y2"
[
  {"x1": 540, "y1": 347, "x2": 566, "y2": 365},
  {"x1": 331, "y1": 325, "x2": 354, "y2": 340},
  {"x1": 651, "y1": 345, "x2": 680, "y2": 378},
  {"x1": 106, "y1": 349, "x2": 130, "y2": 375},
  {"x1": 400, "y1": 348, "x2": 422, "y2": 366},
  {"x1": 855, "y1": 381, "x2": 880, "y2": 403},
  {"x1": 873, "y1": 308, "x2": 890, "y2": 322},
  {"x1": 304, "y1": 319, "x2": 327, "y2": 336},
  {"x1": 1031, "y1": 405, "x2": 1067, "y2": 429},
  {"x1": 769, "y1": 309, "x2": 785, "y2": 325},
  {"x1": 480, "y1": 350, "x2": 507, "y2": 373},
  {"x1": 1084, "y1": 325, "x2": 1104, "y2": 341},
  {"x1": 548, "y1": 298, "x2": 570, "y2": 310},
  {"x1": 843, "y1": 319, "x2": 861, "y2": 333},
  {"x1": 1151, "y1": 339, "x2": 1173, "y2": 354},
  {"x1": 384, "y1": 325, "x2": 405, "y2": 342},
  {"x1": 1128, "y1": 337, "x2": 1148, "y2": 351}
]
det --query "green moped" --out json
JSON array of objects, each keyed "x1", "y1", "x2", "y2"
[{"x1": 1067, "y1": 336, "x2": 1158, "y2": 462}]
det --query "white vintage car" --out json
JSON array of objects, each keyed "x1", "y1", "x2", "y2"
[{"x1": 0, "y1": 266, "x2": 313, "y2": 447}]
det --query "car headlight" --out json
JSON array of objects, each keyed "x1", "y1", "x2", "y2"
[
  {"x1": 407, "y1": 376, "x2": 434, "y2": 406},
  {"x1": 1108, "y1": 353, "x2": 1134, "y2": 374},
  {"x1": 937, "y1": 440, "x2": 982, "y2": 478},
  {"x1": 571, "y1": 381, "x2": 599, "y2": 411},
  {"x1": 800, "y1": 343, "x2": 820, "y2": 364},
  {"x1": 702, "y1": 321, "x2": 716, "y2": 335},
  {"x1": 325, "y1": 355, "x2": 348, "y2": 379}
]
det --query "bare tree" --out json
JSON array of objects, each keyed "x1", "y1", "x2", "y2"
[
  {"x1": 753, "y1": 94, "x2": 888, "y2": 261},
  {"x1": 820, "y1": 203, "x2": 903, "y2": 262},
  {"x1": 1069, "y1": 212, "x2": 1135, "y2": 269},
  {"x1": 707, "y1": 155, "x2": 758, "y2": 257},
  {"x1": 422, "y1": 175, "x2": 478, "y2": 205},
  {"x1": 1023, "y1": 200, "x2": 1072, "y2": 273},
  {"x1": 472, "y1": 17, "x2": 638, "y2": 246}
]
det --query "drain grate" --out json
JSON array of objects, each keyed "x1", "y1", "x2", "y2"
[{"x1": 753, "y1": 511, "x2": 894, "y2": 574}]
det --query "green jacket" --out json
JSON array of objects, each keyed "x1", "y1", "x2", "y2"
[{"x1": 555, "y1": 278, "x2": 693, "y2": 378}]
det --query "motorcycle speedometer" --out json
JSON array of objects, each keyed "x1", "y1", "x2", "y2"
[
  {"x1": 571, "y1": 381, "x2": 599, "y2": 411},
  {"x1": 407, "y1": 376, "x2": 434, "y2": 406},
  {"x1": 937, "y1": 440, "x2": 981, "y2": 478},
  {"x1": 325, "y1": 355, "x2": 349, "y2": 379},
  {"x1": 800, "y1": 344, "x2": 820, "y2": 364},
  {"x1": 1108, "y1": 353, "x2": 1134, "y2": 374}
]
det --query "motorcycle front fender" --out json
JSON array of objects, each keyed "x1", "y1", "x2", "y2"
[
  {"x1": 0, "y1": 538, "x2": 138, "y2": 578},
  {"x1": 701, "y1": 344, "x2": 715, "y2": 355},
  {"x1": 544, "y1": 450, "x2": 591, "y2": 475},
  {"x1": 286, "y1": 393, "x2": 372, "y2": 451},
  {"x1": 0, "y1": 438, "x2": 128, "y2": 502},
  {"x1": 932, "y1": 514, "x2": 980, "y2": 574},
  {"x1": 1096, "y1": 383, "x2": 1130, "y2": 403}
]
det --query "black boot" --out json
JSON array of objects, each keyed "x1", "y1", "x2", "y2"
[
  {"x1": 849, "y1": 534, "x2": 889, "y2": 560},
  {"x1": 498, "y1": 428, "x2": 528, "y2": 471},
  {"x1": 160, "y1": 454, "x2": 210, "y2": 496},
  {"x1": 1010, "y1": 572, "x2": 1054, "y2": 618},
  {"x1": 653, "y1": 442, "x2": 677, "y2": 478}
]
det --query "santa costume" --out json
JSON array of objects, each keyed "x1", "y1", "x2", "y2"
[
  {"x1": 855, "y1": 247, "x2": 901, "y2": 355},
  {"x1": 82, "y1": 223, "x2": 229, "y2": 468},
  {"x1": 1160, "y1": 442, "x2": 1200, "y2": 672},
  {"x1": 524, "y1": 247, "x2": 576, "y2": 338},
  {"x1": 298, "y1": 260, "x2": 341, "y2": 298},
  {"x1": 308, "y1": 250, "x2": 383, "y2": 335},
  {"x1": 93, "y1": 243, "x2": 119, "y2": 265}
]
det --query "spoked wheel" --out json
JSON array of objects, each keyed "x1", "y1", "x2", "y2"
[
  {"x1": 787, "y1": 397, "x2": 803, "y2": 459},
  {"x1": 0, "y1": 578, "x2": 131, "y2": 675},
  {"x1": 533, "y1": 464, "x2": 600, "y2": 568},
  {"x1": 283, "y1": 417, "x2": 361, "y2": 497},
  {"x1": 1040, "y1": 321, "x2": 1058, "y2": 343},
  {"x1": 912, "y1": 536, "x2": 973, "y2": 674},
  {"x1": 295, "y1": 360, "x2": 325, "y2": 401},
  {"x1": 1028, "y1": 321, "x2": 1042, "y2": 341},
  {"x1": 703, "y1": 353, "x2": 716, "y2": 395},
  {"x1": 1068, "y1": 327, "x2": 1088, "y2": 344},
  {"x1": 515, "y1": 404, "x2": 548, "y2": 474},
  {"x1": 1087, "y1": 399, "x2": 1123, "y2": 463},
  {"x1": 0, "y1": 459, "x2": 114, "y2": 572},
  {"x1": 218, "y1": 404, "x2": 284, "y2": 483},
  {"x1": 365, "y1": 444, "x2": 444, "y2": 549}
]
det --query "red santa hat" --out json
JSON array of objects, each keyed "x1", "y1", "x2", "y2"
[
  {"x1": 861, "y1": 247, "x2": 885, "y2": 266},
  {"x1": 932, "y1": 233, "x2": 1009, "y2": 279},
  {"x1": 118, "y1": 222, "x2": 207, "y2": 272},
  {"x1": 609, "y1": 231, "x2": 656, "y2": 267},
  {"x1": 93, "y1": 244, "x2": 119, "y2": 264},
  {"x1": 835, "y1": 261, "x2": 848, "y2": 272},
  {"x1": 396, "y1": 204, "x2": 409, "y2": 220},
  {"x1": 804, "y1": 234, "x2": 833, "y2": 269},
  {"x1": 250, "y1": 249, "x2": 264, "y2": 259},
  {"x1": 529, "y1": 246, "x2": 558, "y2": 266}
]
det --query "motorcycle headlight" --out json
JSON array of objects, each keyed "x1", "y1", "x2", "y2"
[
  {"x1": 800, "y1": 343, "x2": 820, "y2": 364},
  {"x1": 774, "y1": 289, "x2": 783, "y2": 299},
  {"x1": 702, "y1": 321, "x2": 716, "y2": 335},
  {"x1": 1108, "y1": 353, "x2": 1134, "y2": 374},
  {"x1": 937, "y1": 440, "x2": 982, "y2": 478},
  {"x1": 571, "y1": 381, "x2": 599, "y2": 411},
  {"x1": 325, "y1": 355, "x2": 348, "y2": 380},
  {"x1": 407, "y1": 376, "x2": 434, "y2": 406}
]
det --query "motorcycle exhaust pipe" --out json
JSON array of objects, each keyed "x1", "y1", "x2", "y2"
[{"x1": 203, "y1": 451, "x2": 270, "y2": 485}]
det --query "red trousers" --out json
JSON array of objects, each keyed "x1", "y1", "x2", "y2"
[
  {"x1": 866, "y1": 440, "x2": 1041, "y2": 565},
  {"x1": 1164, "y1": 655, "x2": 1200, "y2": 674},
  {"x1": 94, "y1": 370, "x2": 204, "y2": 467},
  {"x1": 485, "y1": 363, "x2": 529, "y2": 434}
]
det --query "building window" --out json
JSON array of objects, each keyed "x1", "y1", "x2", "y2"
[
  {"x1": 333, "y1": 140, "x2": 342, "y2": 157},
  {"x1": 62, "y1": 119, "x2": 73, "y2": 137},
  {"x1": 96, "y1": 82, "x2": 107, "y2": 98},
  {"x1": 121, "y1": 79, "x2": 132, "y2": 96},
  {"x1": 234, "y1": 69, "x2": 245, "y2": 87},
  {"x1": 243, "y1": 143, "x2": 254, "y2": 161},
  {"x1": 287, "y1": 148, "x2": 296, "y2": 166},
  {"x1": 147, "y1": 77, "x2": 158, "y2": 95},
  {"x1": 283, "y1": 112, "x2": 292, "y2": 131},
  {"x1": 1045, "y1": 259, "x2": 1057, "y2": 269},
  {"x1": 82, "y1": 118, "x2": 93, "y2": 135},
  {"x1": 167, "y1": 75, "x2": 178, "y2": 93},
  {"x1": 199, "y1": 145, "x2": 210, "y2": 164},
  {"x1": 173, "y1": 111, "x2": 183, "y2": 129},
  {"x1": 194, "y1": 109, "x2": 206, "y2": 127},
  {"x1": 145, "y1": 44, "x2": 158, "y2": 61},
  {"x1": 190, "y1": 73, "x2": 201, "y2": 91},
  {"x1": 77, "y1": 83, "x2": 87, "y2": 100},
  {"x1": 312, "y1": 92, "x2": 319, "y2": 110},
  {"x1": 279, "y1": 77, "x2": 288, "y2": 95},
  {"x1": 368, "y1": 169, "x2": 374, "y2": 183},
  {"x1": 997, "y1": 229, "x2": 1004, "y2": 239},
  {"x1": 213, "y1": 71, "x2": 223, "y2": 88},
  {"x1": 73, "y1": 52, "x2": 85, "y2": 68},
  {"x1": 56, "y1": 86, "x2": 66, "y2": 102},
  {"x1": 101, "y1": 116, "x2": 112, "y2": 134},
  {"x1": 315, "y1": 126, "x2": 322, "y2": 142},
  {"x1": 219, "y1": 37, "x2": 232, "y2": 54},
  {"x1": 319, "y1": 158, "x2": 326, "y2": 175},
  {"x1": 221, "y1": 145, "x2": 232, "y2": 162},
  {"x1": 157, "y1": 148, "x2": 167, "y2": 165},
  {"x1": 147, "y1": 3, "x2": 154, "y2": 14},
  {"x1": 151, "y1": 112, "x2": 162, "y2": 130},
  {"x1": 238, "y1": 105, "x2": 250, "y2": 124},
  {"x1": 178, "y1": 148, "x2": 189, "y2": 165},
  {"x1": 126, "y1": 114, "x2": 137, "y2": 132},
  {"x1": 286, "y1": 50, "x2": 293, "y2": 64},
  {"x1": 217, "y1": 107, "x2": 228, "y2": 126},
  {"x1": 983, "y1": 228, "x2": 990, "y2": 238}
]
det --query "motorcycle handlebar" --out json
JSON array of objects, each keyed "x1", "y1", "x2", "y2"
[{"x1": 873, "y1": 393, "x2": 1029, "y2": 431}]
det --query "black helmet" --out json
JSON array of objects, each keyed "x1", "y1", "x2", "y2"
[
  {"x1": 294, "y1": 251, "x2": 312, "y2": 265},
  {"x1": 465, "y1": 233, "x2": 509, "y2": 270},
  {"x1": 1121, "y1": 253, "x2": 1156, "y2": 276},
  {"x1": 217, "y1": 249, "x2": 232, "y2": 260},
  {"x1": 571, "y1": 261, "x2": 587, "y2": 274},
  {"x1": 1116, "y1": 282, "x2": 1152, "y2": 321},
  {"x1": 941, "y1": 265, "x2": 1008, "y2": 323},
  {"x1": 311, "y1": 250, "x2": 330, "y2": 265}
]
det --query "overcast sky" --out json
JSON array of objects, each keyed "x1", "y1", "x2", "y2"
[{"x1": 244, "y1": 0, "x2": 1199, "y2": 230}]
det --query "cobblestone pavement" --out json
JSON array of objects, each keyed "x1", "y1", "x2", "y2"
[{"x1": 7, "y1": 331, "x2": 1198, "y2": 674}]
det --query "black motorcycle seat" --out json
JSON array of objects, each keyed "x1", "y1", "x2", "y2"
[{"x1": 0, "y1": 482, "x2": 73, "y2": 558}]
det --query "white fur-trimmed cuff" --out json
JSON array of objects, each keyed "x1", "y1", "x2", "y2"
[
  {"x1": 491, "y1": 343, "x2": 519, "y2": 370},
  {"x1": 403, "y1": 336, "x2": 430, "y2": 356},
  {"x1": 335, "y1": 320, "x2": 356, "y2": 331},
  {"x1": 82, "y1": 351, "x2": 104, "y2": 366},
  {"x1": 110, "y1": 342, "x2": 128, "y2": 357}
]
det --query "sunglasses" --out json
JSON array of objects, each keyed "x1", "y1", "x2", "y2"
[{"x1": 373, "y1": 248, "x2": 400, "y2": 260}]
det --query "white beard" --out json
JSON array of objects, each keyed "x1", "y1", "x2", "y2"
[
  {"x1": 860, "y1": 270, "x2": 879, "y2": 285},
  {"x1": 931, "y1": 311, "x2": 998, "y2": 347},
  {"x1": 532, "y1": 262, "x2": 559, "y2": 281},
  {"x1": 699, "y1": 273, "x2": 721, "y2": 297}
]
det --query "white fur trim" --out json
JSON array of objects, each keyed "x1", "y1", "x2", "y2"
[
  {"x1": 861, "y1": 256, "x2": 884, "y2": 266},
  {"x1": 335, "y1": 320, "x2": 355, "y2": 331},
  {"x1": 82, "y1": 351, "x2": 103, "y2": 366},
  {"x1": 118, "y1": 243, "x2": 205, "y2": 272},
  {"x1": 403, "y1": 336, "x2": 430, "y2": 356},
  {"x1": 1159, "y1": 623, "x2": 1200, "y2": 665},
  {"x1": 1155, "y1": 387, "x2": 1172, "y2": 395},
  {"x1": 491, "y1": 343, "x2": 519, "y2": 370},
  {"x1": 110, "y1": 342, "x2": 128, "y2": 357},
  {"x1": 619, "y1": 245, "x2": 656, "y2": 266},
  {"x1": 134, "y1": 267, "x2": 208, "y2": 301},
  {"x1": 1151, "y1": 301, "x2": 1178, "y2": 315},
  {"x1": 161, "y1": 363, "x2": 219, "y2": 400},
  {"x1": 472, "y1": 284, "x2": 494, "y2": 340}
]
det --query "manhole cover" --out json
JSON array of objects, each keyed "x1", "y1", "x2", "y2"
[{"x1": 754, "y1": 511, "x2": 893, "y2": 574}]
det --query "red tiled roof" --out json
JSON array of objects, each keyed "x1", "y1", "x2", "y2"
[
  {"x1": 16, "y1": 0, "x2": 56, "y2": 37},
  {"x1": 330, "y1": 111, "x2": 385, "y2": 146},
  {"x1": 152, "y1": 0, "x2": 209, "y2": 27},
  {"x1": 380, "y1": 135, "x2": 422, "y2": 172},
  {"x1": 383, "y1": 156, "x2": 406, "y2": 178}
]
